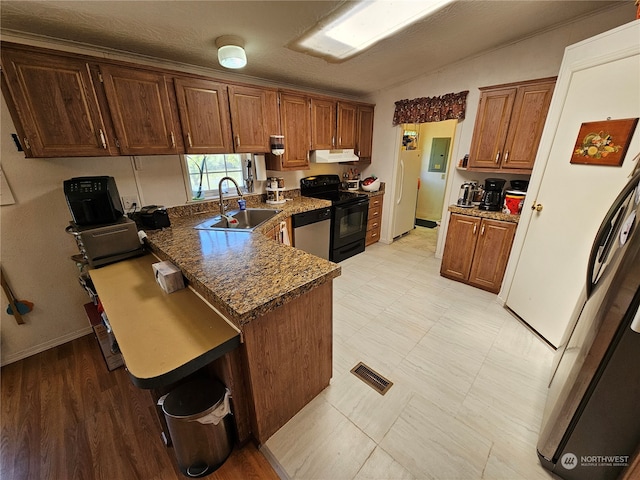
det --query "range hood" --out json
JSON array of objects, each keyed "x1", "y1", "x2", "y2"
[{"x1": 310, "y1": 149, "x2": 358, "y2": 163}]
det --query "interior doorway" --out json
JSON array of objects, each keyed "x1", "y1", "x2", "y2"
[{"x1": 406, "y1": 119, "x2": 457, "y2": 227}]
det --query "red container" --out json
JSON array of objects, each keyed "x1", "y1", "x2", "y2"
[{"x1": 503, "y1": 190, "x2": 526, "y2": 215}]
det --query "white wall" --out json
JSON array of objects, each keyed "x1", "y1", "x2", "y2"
[{"x1": 361, "y1": 4, "x2": 634, "y2": 255}]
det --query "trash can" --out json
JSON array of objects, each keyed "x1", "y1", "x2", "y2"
[{"x1": 161, "y1": 378, "x2": 233, "y2": 478}]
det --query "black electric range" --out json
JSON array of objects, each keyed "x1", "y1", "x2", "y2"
[{"x1": 300, "y1": 175, "x2": 369, "y2": 262}]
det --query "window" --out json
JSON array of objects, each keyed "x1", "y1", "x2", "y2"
[{"x1": 183, "y1": 154, "x2": 247, "y2": 200}]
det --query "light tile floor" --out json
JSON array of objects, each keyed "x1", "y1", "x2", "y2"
[{"x1": 264, "y1": 227, "x2": 560, "y2": 480}]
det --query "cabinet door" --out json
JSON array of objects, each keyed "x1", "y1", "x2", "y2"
[
  {"x1": 277, "y1": 92, "x2": 310, "y2": 170},
  {"x1": 100, "y1": 64, "x2": 180, "y2": 155},
  {"x1": 440, "y1": 214, "x2": 481, "y2": 281},
  {"x1": 228, "y1": 85, "x2": 278, "y2": 153},
  {"x1": 501, "y1": 81, "x2": 555, "y2": 170},
  {"x1": 468, "y1": 219, "x2": 516, "y2": 293},
  {"x1": 467, "y1": 88, "x2": 516, "y2": 169},
  {"x1": 310, "y1": 98, "x2": 336, "y2": 149},
  {"x1": 336, "y1": 102, "x2": 357, "y2": 149},
  {"x1": 356, "y1": 104, "x2": 374, "y2": 161},
  {"x1": 174, "y1": 77, "x2": 233, "y2": 154},
  {"x1": 1, "y1": 47, "x2": 115, "y2": 157}
]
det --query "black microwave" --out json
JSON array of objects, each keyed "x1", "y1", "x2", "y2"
[{"x1": 64, "y1": 176, "x2": 124, "y2": 226}]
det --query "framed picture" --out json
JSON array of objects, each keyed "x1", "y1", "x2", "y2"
[{"x1": 571, "y1": 117, "x2": 638, "y2": 166}]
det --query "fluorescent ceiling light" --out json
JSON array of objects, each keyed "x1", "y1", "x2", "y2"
[{"x1": 293, "y1": 0, "x2": 455, "y2": 62}]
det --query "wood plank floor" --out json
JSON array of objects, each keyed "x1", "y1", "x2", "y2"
[{"x1": 1, "y1": 334, "x2": 280, "y2": 480}]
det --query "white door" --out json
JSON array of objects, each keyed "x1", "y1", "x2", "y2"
[{"x1": 505, "y1": 24, "x2": 640, "y2": 347}]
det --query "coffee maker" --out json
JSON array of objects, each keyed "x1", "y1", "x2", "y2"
[{"x1": 479, "y1": 178, "x2": 506, "y2": 211}]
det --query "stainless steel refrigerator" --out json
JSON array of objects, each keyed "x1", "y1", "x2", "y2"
[{"x1": 537, "y1": 165, "x2": 640, "y2": 479}]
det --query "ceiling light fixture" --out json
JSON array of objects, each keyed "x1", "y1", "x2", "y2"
[
  {"x1": 291, "y1": 0, "x2": 455, "y2": 63},
  {"x1": 216, "y1": 35, "x2": 247, "y2": 69}
]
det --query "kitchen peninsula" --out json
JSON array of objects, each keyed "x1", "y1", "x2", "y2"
[{"x1": 90, "y1": 195, "x2": 340, "y2": 446}]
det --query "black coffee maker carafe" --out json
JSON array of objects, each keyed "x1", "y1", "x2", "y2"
[{"x1": 479, "y1": 178, "x2": 506, "y2": 211}]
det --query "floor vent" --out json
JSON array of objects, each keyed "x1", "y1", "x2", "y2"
[{"x1": 350, "y1": 362, "x2": 393, "y2": 395}]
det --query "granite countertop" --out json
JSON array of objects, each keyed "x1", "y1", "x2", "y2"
[
  {"x1": 448, "y1": 204, "x2": 520, "y2": 223},
  {"x1": 340, "y1": 182, "x2": 385, "y2": 198},
  {"x1": 145, "y1": 195, "x2": 341, "y2": 329}
]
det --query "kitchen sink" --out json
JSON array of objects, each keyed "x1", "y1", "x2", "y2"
[{"x1": 194, "y1": 208, "x2": 281, "y2": 232}]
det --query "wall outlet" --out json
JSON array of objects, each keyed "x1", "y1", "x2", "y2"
[{"x1": 121, "y1": 195, "x2": 139, "y2": 211}]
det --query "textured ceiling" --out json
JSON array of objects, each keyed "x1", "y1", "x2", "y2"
[{"x1": 0, "y1": 1, "x2": 630, "y2": 98}]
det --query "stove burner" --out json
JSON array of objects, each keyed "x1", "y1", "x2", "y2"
[{"x1": 300, "y1": 174, "x2": 367, "y2": 206}]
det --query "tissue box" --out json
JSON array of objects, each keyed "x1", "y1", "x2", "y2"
[{"x1": 152, "y1": 261, "x2": 185, "y2": 294}]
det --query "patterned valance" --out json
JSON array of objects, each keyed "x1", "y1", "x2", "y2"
[{"x1": 392, "y1": 91, "x2": 469, "y2": 125}]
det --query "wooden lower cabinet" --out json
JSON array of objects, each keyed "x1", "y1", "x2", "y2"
[
  {"x1": 240, "y1": 281, "x2": 332, "y2": 444},
  {"x1": 440, "y1": 213, "x2": 516, "y2": 294},
  {"x1": 366, "y1": 194, "x2": 383, "y2": 246}
]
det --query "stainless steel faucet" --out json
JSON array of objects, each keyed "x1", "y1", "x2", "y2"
[{"x1": 218, "y1": 177, "x2": 243, "y2": 216}]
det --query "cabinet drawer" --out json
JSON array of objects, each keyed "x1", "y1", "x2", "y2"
[
  {"x1": 367, "y1": 214, "x2": 381, "y2": 232},
  {"x1": 368, "y1": 205, "x2": 382, "y2": 223},
  {"x1": 365, "y1": 228, "x2": 380, "y2": 246},
  {"x1": 368, "y1": 196, "x2": 383, "y2": 209}
]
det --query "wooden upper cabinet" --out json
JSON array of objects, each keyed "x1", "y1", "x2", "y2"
[
  {"x1": 228, "y1": 85, "x2": 278, "y2": 153},
  {"x1": 468, "y1": 77, "x2": 555, "y2": 172},
  {"x1": 267, "y1": 92, "x2": 310, "y2": 171},
  {"x1": 0, "y1": 42, "x2": 375, "y2": 160},
  {"x1": 99, "y1": 64, "x2": 181, "y2": 155},
  {"x1": 0, "y1": 45, "x2": 116, "y2": 157},
  {"x1": 310, "y1": 99, "x2": 358, "y2": 150},
  {"x1": 336, "y1": 102, "x2": 357, "y2": 149},
  {"x1": 173, "y1": 77, "x2": 233, "y2": 154},
  {"x1": 501, "y1": 81, "x2": 555, "y2": 170},
  {"x1": 310, "y1": 98, "x2": 336, "y2": 149},
  {"x1": 355, "y1": 104, "x2": 374, "y2": 161},
  {"x1": 468, "y1": 87, "x2": 516, "y2": 169}
]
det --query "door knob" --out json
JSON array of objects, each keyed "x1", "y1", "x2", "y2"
[{"x1": 531, "y1": 203, "x2": 543, "y2": 212}]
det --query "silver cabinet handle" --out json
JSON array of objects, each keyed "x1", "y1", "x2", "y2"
[
  {"x1": 495, "y1": 151, "x2": 500, "y2": 163},
  {"x1": 481, "y1": 224, "x2": 485, "y2": 235},
  {"x1": 473, "y1": 224, "x2": 477, "y2": 234},
  {"x1": 170, "y1": 131, "x2": 176, "y2": 148},
  {"x1": 98, "y1": 129, "x2": 107, "y2": 149},
  {"x1": 187, "y1": 132, "x2": 193, "y2": 148},
  {"x1": 504, "y1": 150, "x2": 509, "y2": 163}
]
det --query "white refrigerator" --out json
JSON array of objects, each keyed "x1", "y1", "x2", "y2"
[{"x1": 392, "y1": 149, "x2": 422, "y2": 238}]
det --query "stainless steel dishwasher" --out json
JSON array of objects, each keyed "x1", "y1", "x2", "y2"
[{"x1": 291, "y1": 207, "x2": 332, "y2": 260}]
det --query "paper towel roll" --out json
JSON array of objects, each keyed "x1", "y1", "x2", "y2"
[{"x1": 254, "y1": 154, "x2": 267, "y2": 181}]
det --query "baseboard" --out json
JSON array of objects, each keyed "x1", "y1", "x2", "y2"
[
  {"x1": 0, "y1": 326, "x2": 93, "y2": 366},
  {"x1": 259, "y1": 444, "x2": 290, "y2": 480}
]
